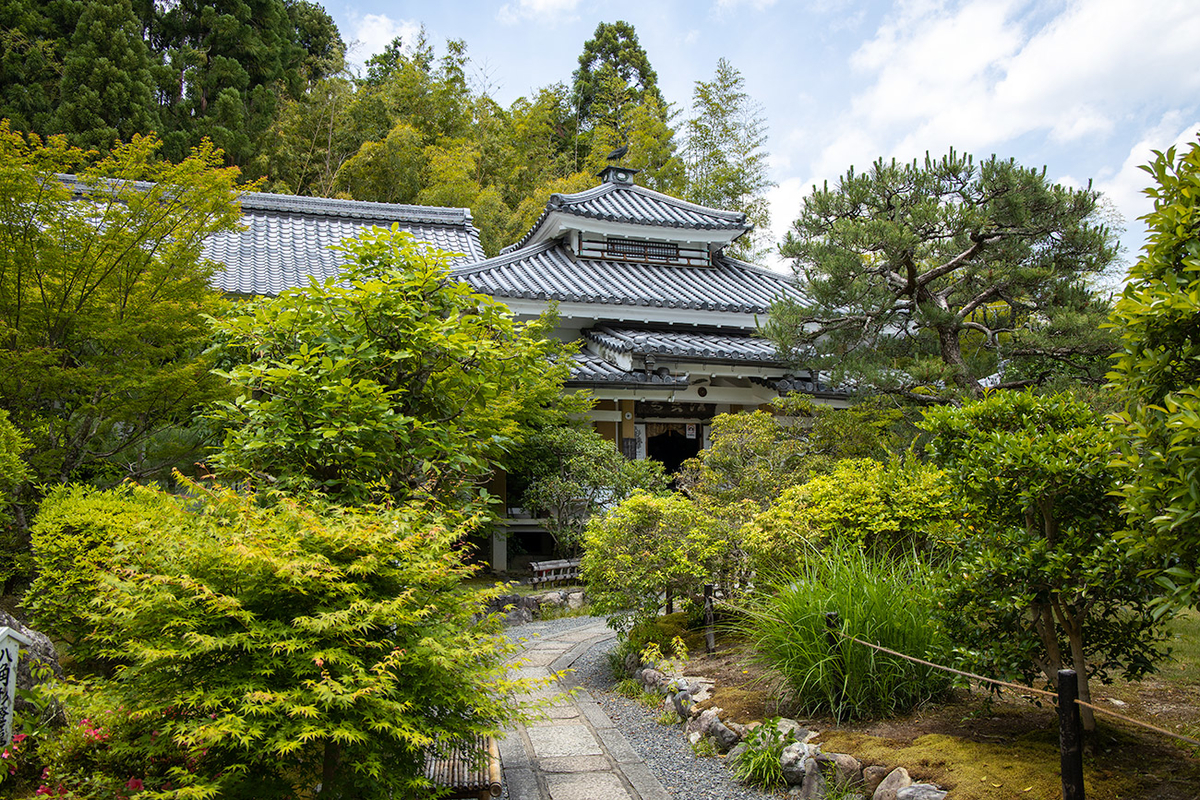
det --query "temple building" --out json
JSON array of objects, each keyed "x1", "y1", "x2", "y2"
[{"x1": 201, "y1": 168, "x2": 847, "y2": 568}]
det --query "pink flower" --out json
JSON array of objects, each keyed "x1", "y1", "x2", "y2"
[
  {"x1": 35, "y1": 786, "x2": 52, "y2": 796},
  {"x1": 12, "y1": 734, "x2": 27, "y2": 743},
  {"x1": 2, "y1": 749, "x2": 10, "y2": 759},
  {"x1": 125, "y1": 777, "x2": 144, "y2": 791}
]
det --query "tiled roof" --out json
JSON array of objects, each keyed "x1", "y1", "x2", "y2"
[
  {"x1": 56, "y1": 175, "x2": 485, "y2": 296},
  {"x1": 206, "y1": 192, "x2": 485, "y2": 295},
  {"x1": 504, "y1": 181, "x2": 750, "y2": 253},
  {"x1": 568, "y1": 351, "x2": 689, "y2": 388},
  {"x1": 584, "y1": 326, "x2": 781, "y2": 364},
  {"x1": 454, "y1": 242, "x2": 804, "y2": 314}
]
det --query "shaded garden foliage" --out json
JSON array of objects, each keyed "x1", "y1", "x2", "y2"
[{"x1": 27, "y1": 477, "x2": 534, "y2": 799}]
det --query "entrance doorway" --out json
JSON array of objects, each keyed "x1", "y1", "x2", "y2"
[{"x1": 646, "y1": 426, "x2": 701, "y2": 474}]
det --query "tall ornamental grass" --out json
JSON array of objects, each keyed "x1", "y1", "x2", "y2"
[{"x1": 741, "y1": 545, "x2": 949, "y2": 722}]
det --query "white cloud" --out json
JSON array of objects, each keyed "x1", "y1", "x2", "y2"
[
  {"x1": 344, "y1": 13, "x2": 421, "y2": 77},
  {"x1": 1094, "y1": 114, "x2": 1200, "y2": 270},
  {"x1": 843, "y1": 0, "x2": 1200, "y2": 156},
  {"x1": 497, "y1": 0, "x2": 581, "y2": 25},
  {"x1": 714, "y1": 0, "x2": 779, "y2": 11}
]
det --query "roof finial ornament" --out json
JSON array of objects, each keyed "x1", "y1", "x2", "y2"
[{"x1": 605, "y1": 143, "x2": 629, "y2": 162}]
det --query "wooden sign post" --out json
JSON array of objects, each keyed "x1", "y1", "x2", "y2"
[{"x1": 0, "y1": 626, "x2": 32, "y2": 747}]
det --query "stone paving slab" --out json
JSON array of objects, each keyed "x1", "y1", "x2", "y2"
[
  {"x1": 501, "y1": 619, "x2": 669, "y2": 800},
  {"x1": 545, "y1": 772, "x2": 633, "y2": 800},
  {"x1": 527, "y1": 723, "x2": 603, "y2": 758}
]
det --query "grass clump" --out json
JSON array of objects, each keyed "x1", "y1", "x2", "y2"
[
  {"x1": 741, "y1": 544, "x2": 949, "y2": 722},
  {"x1": 730, "y1": 717, "x2": 797, "y2": 789}
]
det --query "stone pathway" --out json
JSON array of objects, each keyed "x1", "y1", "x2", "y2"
[{"x1": 499, "y1": 619, "x2": 671, "y2": 800}]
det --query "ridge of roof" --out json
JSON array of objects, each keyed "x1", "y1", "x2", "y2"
[
  {"x1": 503, "y1": 180, "x2": 751, "y2": 253},
  {"x1": 58, "y1": 173, "x2": 475, "y2": 227}
]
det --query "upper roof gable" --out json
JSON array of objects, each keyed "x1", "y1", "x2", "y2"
[{"x1": 502, "y1": 174, "x2": 751, "y2": 254}]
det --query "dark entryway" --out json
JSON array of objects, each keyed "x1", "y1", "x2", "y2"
[{"x1": 647, "y1": 427, "x2": 701, "y2": 474}]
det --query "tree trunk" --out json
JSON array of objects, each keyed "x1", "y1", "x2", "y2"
[
  {"x1": 936, "y1": 325, "x2": 982, "y2": 397},
  {"x1": 1055, "y1": 603, "x2": 1096, "y2": 732},
  {"x1": 319, "y1": 740, "x2": 341, "y2": 796}
]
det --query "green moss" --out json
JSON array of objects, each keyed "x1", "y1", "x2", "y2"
[{"x1": 814, "y1": 731, "x2": 1146, "y2": 800}]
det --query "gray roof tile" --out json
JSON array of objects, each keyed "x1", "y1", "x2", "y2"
[
  {"x1": 206, "y1": 192, "x2": 485, "y2": 295},
  {"x1": 455, "y1": 242, "x2": 805, "y2": 314},
  {"x1": 504, "y1": 181, "x2": 750, "y2": 253},
  {"x1": 584, "y1": 326, "x2": 780, "y2": 364},
  {"x1": 568, "y1": 351, "x2": 689, "y2": 387}
]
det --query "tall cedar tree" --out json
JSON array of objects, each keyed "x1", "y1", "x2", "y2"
[
  {"x1": 765, "y1": 150, "x2": 1118, "y2": 402},
  {"x1": 52, "y1": 0, "x2": 159, "y2": 150},
  {"x1": 684, "y1": 58, "x2": 773, "y2": 262}
]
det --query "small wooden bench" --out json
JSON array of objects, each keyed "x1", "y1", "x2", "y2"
[
  {"x1": 528, "y1": 558, "x2": 582, "y2": 586},
  {"x1": 423, "y1": 735, "x2": 502, "y2": 799}
]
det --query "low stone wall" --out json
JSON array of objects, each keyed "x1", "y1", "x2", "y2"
[{"x1": 623, "y1": 654, "x2": 950, "y2": 800}]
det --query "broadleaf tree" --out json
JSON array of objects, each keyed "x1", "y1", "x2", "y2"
[
  {"x1": 0, "y1": 123, "x2": 242, "y2": 510},
  {"x1": 922, "y1": 390, "x2": 1167, "y2": 731},
  {"x1": 208, "y1": 228, "x2": 585, "y2": 505},
  {"x1": 1108, "y1": 135, "x2": 1200, "y2": 610},
  {"x1": 765, "y1": 150, "x2": 1120, "y2": 402}
]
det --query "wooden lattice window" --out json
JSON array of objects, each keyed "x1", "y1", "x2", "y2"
[{"x1": 605, "y1": 238, "x2": 679, "y2": 261}]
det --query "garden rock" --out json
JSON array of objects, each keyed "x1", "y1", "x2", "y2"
[
  {"x1": 896, "y1": 785, "x2": 946, "y2": 800},
  {"x1": 863, "y1": 765, "x2": 890, "y2": 796},
  {"x1": 686, "y1": 707, "x2": 722, "y2": 738},
  {"x1": 640, "y1": 667, "x2": 665, "y2": 691},
  {"x1": 624, "y1": 652, "x2": 639, "y2": 674},
  {"x1": 873, "y1": 767, "x2": 912, "y2": 800},
  {"x1": 711, "y1": 720, "x2": 742, "y2": 752},
  {"x1": 776, "y1": 717, "x2": 812, "y2": 742},
  {"x1": 0, "y1": 609, "x2": 61, "y2": 713},
  {"x1": 567, "y1": 591, "x2": 585, "y2": 609},
  {"x1": 818, "y1": 752, "x2": 863, "y2": 786},
  {"x1": 726, "y1": 742, "x2": 748, "y2": 765},
  {"x1": 780, "y1": 741, "x2": 818, "y2": 785},
  {"x1": 800, "y1": 755, "x2": 827, "y2": 800},
  {"x1": 672, "y1": 689, "x2": 693, "y2": 718}
]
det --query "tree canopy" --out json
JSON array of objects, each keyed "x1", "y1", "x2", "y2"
[
  {"x1": 208, "y1": 228, "x2": 583, "y2": 505},
  {"x1": 683, "y1": 58, "x2": 773, "y2": 261},
  {"x1": 1108, "y1": 135, "x2": 1200, "y2": 610},
  {"x1": 0, "y1": 123, "x2": 242, "y2": 507},
  {"x1": 765, "y1": 150, "x2": 1119, "y2": 402}
]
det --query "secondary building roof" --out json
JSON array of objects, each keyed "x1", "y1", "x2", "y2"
[
  {"x1": 583, "y1": 326, "x2": 781, "y2": 365},
  {"x1": 203, "y1": 192, "x2": 484, "y2": 296}
]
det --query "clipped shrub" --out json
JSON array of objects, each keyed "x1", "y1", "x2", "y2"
[
  {"x1": 29, "y1": 477, "x2": 534, "y2": 799},
  {"x1": 740, "y1": 545, "x2": 950, "y2": 722},
  {"x1": 742, "y1": 458, "x2": 955, "y2": 576},
  {"x1": 582, "y1": 491, "x2": 735, "y2": 633}
]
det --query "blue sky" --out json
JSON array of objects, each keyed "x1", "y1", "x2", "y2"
[{"x1": 321, "y1": 0, "x2": 1200, "y2": 279}]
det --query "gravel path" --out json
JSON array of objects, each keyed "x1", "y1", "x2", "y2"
[{"x1": 511, "y1": 615, "x2": 776, "y2": 800}]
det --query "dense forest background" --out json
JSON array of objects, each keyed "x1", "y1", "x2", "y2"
[{"x1": 0, "y1": 1, "x2": 773, "y2": 257}]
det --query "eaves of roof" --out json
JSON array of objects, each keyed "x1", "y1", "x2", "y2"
[{"x1": 454, "y1": 242, "x2": 805, "y2": 315}]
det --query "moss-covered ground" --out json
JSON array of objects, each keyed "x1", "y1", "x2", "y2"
[{"x1": 684, "y1": 610, "x2": 1200, "y2": 800}]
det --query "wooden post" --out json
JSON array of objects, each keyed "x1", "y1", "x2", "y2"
[
  {"x1": 1058, "y1": 668, "x2": 1085, "y2": 800},
  {"x1": 665, "y1": 587, "x2": 674, "y2": 615},
  {"x1": 704, "y1": 584, "x2": 716, "y2": 655}
]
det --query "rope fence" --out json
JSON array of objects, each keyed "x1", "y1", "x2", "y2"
[{"x1": 834, "y1": 626, "x2": 1200, "y2": 749}]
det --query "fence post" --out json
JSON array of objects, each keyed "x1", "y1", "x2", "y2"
[
  {"x1": 1057, "y1": 668, "x2": 1085, "y2": 800},
  {"x1": 704, "y1": 584, "x2": 716, "y2": 655}
]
